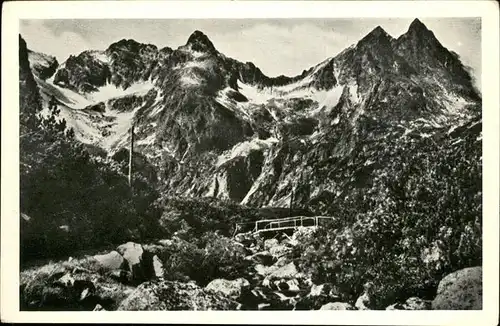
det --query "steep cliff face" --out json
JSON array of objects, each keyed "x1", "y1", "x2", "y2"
[
  {"x1": 22, "y1": 18, "x2": 482, "y2": 210},
  {"x1": 19, "y1": 35, "x2": 43, "y2": 134},
  {"x1": 27, "y1": 50, "x2": 59, "y2": 81}
]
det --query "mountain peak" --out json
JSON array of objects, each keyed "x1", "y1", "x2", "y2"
[
  {"x1": 186, "y1": 30, "x2": 216, "y2": 53},
  {"x1": 405, "y1": 18, "x2": 436, "y2": 40},
  {"x1": 371, "y1": 26, "x2": 387, "y2": 36},
  {"x1": 107, "y1": 38, "x2": 158, "y2": 54},
  {"x1": 360, "y1": 25, "x2": 393, "y2": 44},
  {"x1": 408, "y1": 18, "x2": 429, "y2": 32},
  {"x1": 357, "y1": 25, "x2": 394, "y2": 50}
]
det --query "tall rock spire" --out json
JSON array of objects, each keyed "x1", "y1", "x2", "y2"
[{"x1": 186, "y1": 30, "x2": 217, "y2": 53}]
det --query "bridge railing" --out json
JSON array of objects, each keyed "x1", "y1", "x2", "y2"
[{"x1": 251, "y1": 216, "x2": 334, "y2": 233}]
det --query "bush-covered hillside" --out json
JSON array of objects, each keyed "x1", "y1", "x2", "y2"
[
  {"x1": 19, "y1": 35, "x2": 162, "y2": 263},
  {"x1": 292, "y1": 115, "x2": 482, "y2": 308}
]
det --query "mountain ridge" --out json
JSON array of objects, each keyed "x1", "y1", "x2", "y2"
[{"x1": 21, "y1": 18, "x2": 482, "y2": 208}]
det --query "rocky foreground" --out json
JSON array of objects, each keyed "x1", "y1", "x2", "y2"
[{"x1": 20, "y1": 227, "x2": 482, "y2": 311}]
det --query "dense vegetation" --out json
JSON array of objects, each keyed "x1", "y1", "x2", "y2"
[
  {"x1": 20, "y1": 106, "x2": 162, "y2": 262},
  {"x1": 20, "y1": 36, "x2": 162, "y2": 263},
  {"x1": 293, "y1": 116, "x2": 482, "y2": 308}
]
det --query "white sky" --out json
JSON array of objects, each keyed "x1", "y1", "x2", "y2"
[{"x1": 20, "y1": 18, "x2": 481, "y2": 89}]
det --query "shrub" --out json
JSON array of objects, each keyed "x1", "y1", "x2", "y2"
[
  {"x1": 158, "y1": 237, "x2": 204, "y2": 283},
  {"x1": 157, "y1": 233, "x2": 250, "y2": 286},
  {"x1": 156, "y1": 197, "x2": 261, "y2": 237},
  {"x1": 196, "y1": 232, "x2": 250, "y2": 285}
]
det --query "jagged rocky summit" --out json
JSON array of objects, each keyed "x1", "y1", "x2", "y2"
[{"x1": 22, "y1": 18, "x2": 482, "y2": 210}]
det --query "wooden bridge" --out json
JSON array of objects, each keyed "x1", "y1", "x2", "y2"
[{"x1": 236, "y1": 216, "x2": 334, "y2": 235}]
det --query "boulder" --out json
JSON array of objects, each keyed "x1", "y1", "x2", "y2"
[
  {"x1": 93, "y1": 304, "x2": 106, "y2": 311},
  {"x1": 254, "y1": 264, "x2": 279, "y2": 278},
  {"x1": 294, "y1": 283, "x2": 342, "y2": 310},
  {"x1": 239, "y1": 287, "x2": 296, "y2": 310},
  {"x1": 54, "y1": 273, "x2": 75, "y2": 288},
  {"x1": 292, "y1": 227, "x2": 315, "y2": 242},
  {"x1": 266, "y1": 262, "x2": 301, "y2": 281},
  {"x1": 386, "y1": 297, "x2": 431, "y2": 310},
  {"x1": 143, "y1": 244, "x2": 167, "y2": 256},
  {"x1": 116, "y1": 242, "x2": 154, "y2": 283},
  {"x1": 355, "y1": 293, "x2": 371, "y2": 310},
  {"x1": 355, "y1": 282, "x2": 375, "y2": 310},
  {"x1": 258, "y1": 303, "x2": 271, "y2": 310},
  {"x1": 274, "y1": 256, "x2": 290, "y2": 268},
  {"x1": 117, "y1": 280, "x2": 239, "y2": 310},
  {"x1": 246, "y1": 251, "x2": 276, "y2": 266},
  {"x1": 152, "y1": 255, "x2": 164, "y2": 278},
  {"x1": 21, "y1": 262, "x2": 136, "y2": 311},
  {"x1": 35, "y1": 272, "x2": 99, "y2": 310},
  {"x1": 432, "y1": 266, "x2": 482, "y2": 310},
  {"x1": 205, "y1": 278, "x2": 250, "y2": 300},
  {"x1": 320, "y1": 302, "x2": 355, "y2": 310},
  {"x1": 264, "y1": 238, "x2": 279, "y2": 251},
  {"x1": 269, "y1": 244, "x2": 292, "y2": 259},
  {"x1": 94, "y1": 251, "x2": 125, "y2": 271},
  {"x1": 158, "y1": 239, "x2": 173, "y2": 247},
  {"x1": 117, "y1": 242, "x2": 143, "y2": 267},
  {"x1": 309, "y1": 283, "x2": 325, "y2": 297}
]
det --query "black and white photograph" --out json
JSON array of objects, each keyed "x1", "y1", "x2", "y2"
[{"x1": 2, "y1": 0, "x2": 499, "y2": 324}]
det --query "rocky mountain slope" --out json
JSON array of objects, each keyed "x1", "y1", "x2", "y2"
[
  {"x1": 28, "y1": 50, "x2": 59, "y2": 81},
  {"x1": 25, "y1": 19, "x2": 481, "y2": 211}
]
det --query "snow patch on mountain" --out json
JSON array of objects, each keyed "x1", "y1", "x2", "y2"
[
  {"x1": 99, "y1": 105, "x2": 142, "y2": 151},
  {"x1": 87, "y1": 80, "x2": 155, "y2": 103},
  {"x1": 60, "y1": 108, "x2": 105, "y2": 144},
  {"x1": 309, "y1": 86, "x2": 344, "y2": 115},
  {"x1": 184, "y1": 60, "x2": 213, "y2": 70},
  {"x1": 39, "y1": 101, "x2": 106, "y2": 145},
  {"x1": 215, "y1": 87, "x2": 257, "y2": 123},
  {"x1": 177, "y1": 44, "x2": 209, "y2": 59},
  {"x1": 89, "y1": 51, "x2": 110, "y2": 64},
  {"x1": 237, "y1": 81, "x2": 274, "y2": 104},
  {"x1": 216, "y1": 137, "x2": 279, "y2": 167},
  {"x1": 38, "y1": 76, "x2": 93, "y2": 109}
]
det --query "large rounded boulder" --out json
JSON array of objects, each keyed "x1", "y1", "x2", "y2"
[
  {"x1": 116, "y1": 242, "x2": 155, "y2": 284},
  {"x1": 205, "y1": 278, "x2": 250, "y2": 300},
  {"x1": 117, "y1": 280, "x2": 239, "y2": 310},
  {"x1": 93, "y1": 251, "x2": 125, "y2": 271},
  {"x1": 432, "y1": 266, "x2": 482, "y2": 310}
]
